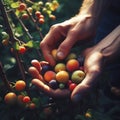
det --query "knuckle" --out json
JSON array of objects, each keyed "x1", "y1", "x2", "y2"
[
  {"x1": 50, "y1": 24, "x2": 64, "y2": 32},
  {"x1": 40, "y1": 41, "x2": 45, "y2": 48}
]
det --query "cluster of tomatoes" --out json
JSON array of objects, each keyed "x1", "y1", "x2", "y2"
[
  {"x1": 30, "y1": 49, "x2": 85, "y2": 92},
  {"x1": 2, "y1": 0, "x2": 60, "y2": 55},
  {"x1": 4, "y1": 80, "x2": 36, "y2": 109},
  {"x1": 17, "y1": 1, "x2": 59, "y2": 23}
]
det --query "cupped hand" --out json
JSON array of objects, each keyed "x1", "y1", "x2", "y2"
[
  {"x1": 28, "y1": 60, "x2": 71, "y2": 99},
  {"x1": 71, "y1": 47, "x2": 104, "y2": 102},
  {"x1": 28, "y1": 46, "x2": 104, "y2": 102}
]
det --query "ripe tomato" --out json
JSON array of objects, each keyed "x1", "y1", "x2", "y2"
[
  {"x1": 18, "y1": 46, "x2": 26, "y2": 54},
  {"x1": 23, "y1": 96, "x2": 31, "y2": 103},
  {"x1": 15, "y1": 80, "x2": 26, "y2": 91},
  {"x1": 69, "y1": 83, "x2": 77, "y2": 91},
  {"x1": 39, "y1": 14, "x2": 44, "y2": 19},
  {"x1": 38, "y1": 18, "x2": 45, "y2": 24},
  {"x1": 35, "y1": 11, "x2": 41, "y2": 18},
  {"x1": 4, "y1": 92, "x2": 17, "y2": 105},
  {"x1": 18, "y1": 3, "x2": 27, "y2": 11}
]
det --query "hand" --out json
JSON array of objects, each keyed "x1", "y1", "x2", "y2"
[
  {"x1": 71, "y1": 47, "x2": 103, "y2": 102},
  {"x1": 28, "y1": 46, "x2": 104, "y2": 102},
  {"x1": 28, "y1": 60, "x2": 71, "y2": 99},
  {"x1": 71, "y1": 25, "x2": 120, "y2": 102},
  {"x1": 40, "y1": 15, "x2": 96, "y2": 66}
]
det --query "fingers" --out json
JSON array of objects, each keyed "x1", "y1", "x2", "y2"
[
  {"x1": 31, "y1": 59, "x2": 42, "y2": 72},
  {"x1": 28, "y1": 66, "x2": 44, "y2": 83},
  {"x1": 57, "y1": 29, "x2": 79, "y2": 60},
  {"x1": 32, "y1": 79, "x2": 70, "y2": 98},
  {"x1": 40, "y1": 42, "x2": 56, "y2": 66},
  {"x1": 40, "y1": 24, "x2": 65, "y2": 66}
]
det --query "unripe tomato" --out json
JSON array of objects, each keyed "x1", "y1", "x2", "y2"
[
  {"x1": 27, "y1": 7, "x2": 33, "y2": 13},
  {"x1": 49, "y1": 14, "x2": 56, "y2": 20},
  {"x1": 15, "y1": 80, "x2": 26, "y2": 91},
  {"x1": 4, "y1": 92, "x2": 17, "y2": 105},
  {"x1": 2, "y1": 39, "x2": 9, "y2": 46},
  {"x1": 38, "y1": 1, "x2": 43, "y2": 6},
  {"x1": 29, "y1": 102, "x2": 36, "y2": 109},
  {"x1": 22, "y1": 13, "x2": 29, "y2": 20}
]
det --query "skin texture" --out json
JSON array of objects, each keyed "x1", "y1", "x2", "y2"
[{"x1": 29, "y1": 0, "x2": 120, "y2": 102}]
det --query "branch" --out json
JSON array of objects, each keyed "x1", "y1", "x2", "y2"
[
  {"x1": 0, "y1": 62, "x2": 12, "y2": 91},
  {"x1": 0, "y1": 0, "x2": 26, "y2": 84}
]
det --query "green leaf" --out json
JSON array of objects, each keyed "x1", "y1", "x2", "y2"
[
  {"x1": 11, "y1": 2, "x2": 20, "y2": 8},
  {"x1": 33, "y1": 41, "x2": 40, "y2": 49},
  {"x1": 26, "y1": 40, "x2": 34, "y2": 48},
  {"x1": 13, "y1": 42, "x2": 19, "y2": 50},
  {"x1": 1, "y1": 31, "x2": 9, "y2": 39}
]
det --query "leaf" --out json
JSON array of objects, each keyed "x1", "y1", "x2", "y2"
[
  {"x1": 13, "y1": 42, "x2": 19, "y2": 50},
  {"x1": 11, "y1": 2, "x2": 20, "y2": 8},
  {"x1": 33, "y1": 41, "x2": 40, "y2": 49},
  {"x1": 26, "y1": 40, "x2": 34, "y2": 48}
]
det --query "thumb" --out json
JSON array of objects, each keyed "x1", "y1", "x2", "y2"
[
  {"x1": 56, "y1": 30, "x2": 78, "y2": 60},
  {"x1": 71, "y1": 84, "x2": 91, "y2": 103},
  {"x1": 71, "y1": 70, "x2": 100, "y2": 103}
]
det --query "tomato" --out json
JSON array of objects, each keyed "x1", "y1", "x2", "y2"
[
  {"x1": 18, "y1": 3, "x2": 27, "y2": 11},
  {"x1": 35, "y1": 11, "x2": 41, "y2": 18},
  {"x1": 22, "y1": 13, "x2": 29, "y2": 20},
  {"x1": 49, "y1": 14, "x2": 56, "y2": 20},
  {"x1": 69, "y1": 83, "x2": 77, "y2": 91},
  {"x1": 2, "y1": 39, "x2": 9, "y2": 46},
  {"x1": 18, "y1": 46, "x2": 26, "y2": 54},
  {"x1": 29, "y1": 103, "x2": 36, "y2": 109},
  {"x1": 4, "y1": 92, "x2": 17, "y2": 105},
  {"x1": 39, "y1": 14, "x2": 44, "y2": 19},
  {"x1": 38, "y1": 18, "x2": 45, "y2": 24},
  {"x1": 15, "y1": 80, "x2": 26, "y2": 91},
  {"x1": 23, "y1": 96, "x2": 31, "y2": 103}
]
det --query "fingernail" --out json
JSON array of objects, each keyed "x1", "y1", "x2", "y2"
[
  {"x1": 57, "y1": 51, "x2": 64, "y2": 59},
  {"x1": 72, "y1": 94, "x2": 82, "y2": 103}
]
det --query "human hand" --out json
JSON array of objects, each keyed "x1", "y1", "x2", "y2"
[
  {"x1": 71, "y1": 25, "x2": 120, "y2": 102},
  {"x1": 40, "y1": 15, "x2": 96, "y2": 66},
  {"x1": 71, "y1": 47, "x2": 103, "y2": 102},
  {"x1": 28, "y1": 47, "x2": 103, "y2": 102}
]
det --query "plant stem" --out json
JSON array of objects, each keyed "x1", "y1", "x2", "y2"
[
  {"x1": 10, "y1": 10, "x2": 33, "y2": 40},
  {"x1": 0, "y1": 62, "x2": 12, "y2": 91},
  {"x1": 22, "y1": 0, "x2": 44, "y2": 39},
  {"x1": 0, "y1": 0, "x2": 29, "y2": 92}
]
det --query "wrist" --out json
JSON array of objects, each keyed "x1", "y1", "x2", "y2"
[{"x1": 95, "y1": 25, "x2": 120, "y2": 61}]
